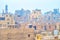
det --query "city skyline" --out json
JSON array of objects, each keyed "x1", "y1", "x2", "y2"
[{"x1": 0, "y1": 0, "x2": 60, "y2": 14}]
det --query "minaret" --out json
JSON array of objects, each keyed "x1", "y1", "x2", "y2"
[{"x1": 5, "y1": 5, "x2": 8, "y2": 13}]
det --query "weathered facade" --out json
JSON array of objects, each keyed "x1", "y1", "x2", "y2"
[
  {"x1": 0, "y1": 24, "x2": 35, "y2": 40},
  {"x1": 0, "y1": 14, "x2": 15, "y2": 28}
]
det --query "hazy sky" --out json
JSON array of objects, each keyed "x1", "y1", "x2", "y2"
[{"x1": 0, "y1": 0, "x2": 60, "y2": 13}]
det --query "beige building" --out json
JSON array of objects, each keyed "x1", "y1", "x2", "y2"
[
  {"x1": 0, "y1": 23, "x2": 35, "y2": 40},
  {"x1": 30, "y1": 10, "x2": 41, "y2": 20},
  {"x1": 0, "y1": 13, "x2": 15, "y2": 28}
]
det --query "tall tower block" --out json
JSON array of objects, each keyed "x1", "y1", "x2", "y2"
[{"x1": 5, "y1": 5, "x2": 8, "y2": 13}]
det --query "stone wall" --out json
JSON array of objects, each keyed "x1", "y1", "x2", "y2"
[{"x1": 0, "y1": 26, "x2": 34, "y2": 40}]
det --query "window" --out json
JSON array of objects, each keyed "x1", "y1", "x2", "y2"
[
  {"x1": 15, "y1": 22, "x2": 18, "y2": 24},
  {"x1": 18, "y1": 15, "x2": 20, "y2": 17},
  {"x1": 48, "y1": 16, "x2": 50, "y2": 20},
  {"x1": 34, "y1": 26, "x2": 36, "y2": 30},
  {"x1": 7, "y1": 22, "x2": 9, "y2": 24},
  {"x1": 29, "y1": 25, "x2": 32, "y2": 28},
  {"x1": 55, "y1": 25, "x2": 56, "y2": 29},
  {"x1": 44, "y1": 26, "x2": 47, "y2": 30},
  {"x1": 7, "y1": 18, "x2": 10, "y2": 21},
  {"x1": 49, "y1": 25, "x2": 51, "y2": 29},
  {"x1": 34, "y1": 11, "x2": 36, "y2": 13},
  {"x1": 6, "y1": 15, "x2": 8, "y2": 17},
  {"x1": 0, "y1": 17, "x2": 5, "y2": 20},
  {"x1": 8, "y1": 25, "x2": 11, "y2": 28},
  {"x1": 28, "y1": 34, "x2": 30, "y2": 37},
  {"x1": 10, "y1": 15, "x2": 12, "y2": 17},
  {"x1": 54, "y1": 17, "x2": 56, "y2": 20}
]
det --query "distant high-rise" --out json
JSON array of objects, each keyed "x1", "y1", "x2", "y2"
[
  {"x1": 15, "y1": 8, "x2": 25, "y2": 16},
  {"x1": 5, "y1": 5, "x2": 8, "y2": 13},
  {"x1": 53, "y1": 9, "x2": 59, "y2": 14}
]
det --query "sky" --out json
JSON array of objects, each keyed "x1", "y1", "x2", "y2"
[{"x1": 0, "y1": 0, "x2": 60, "y2": 13}]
